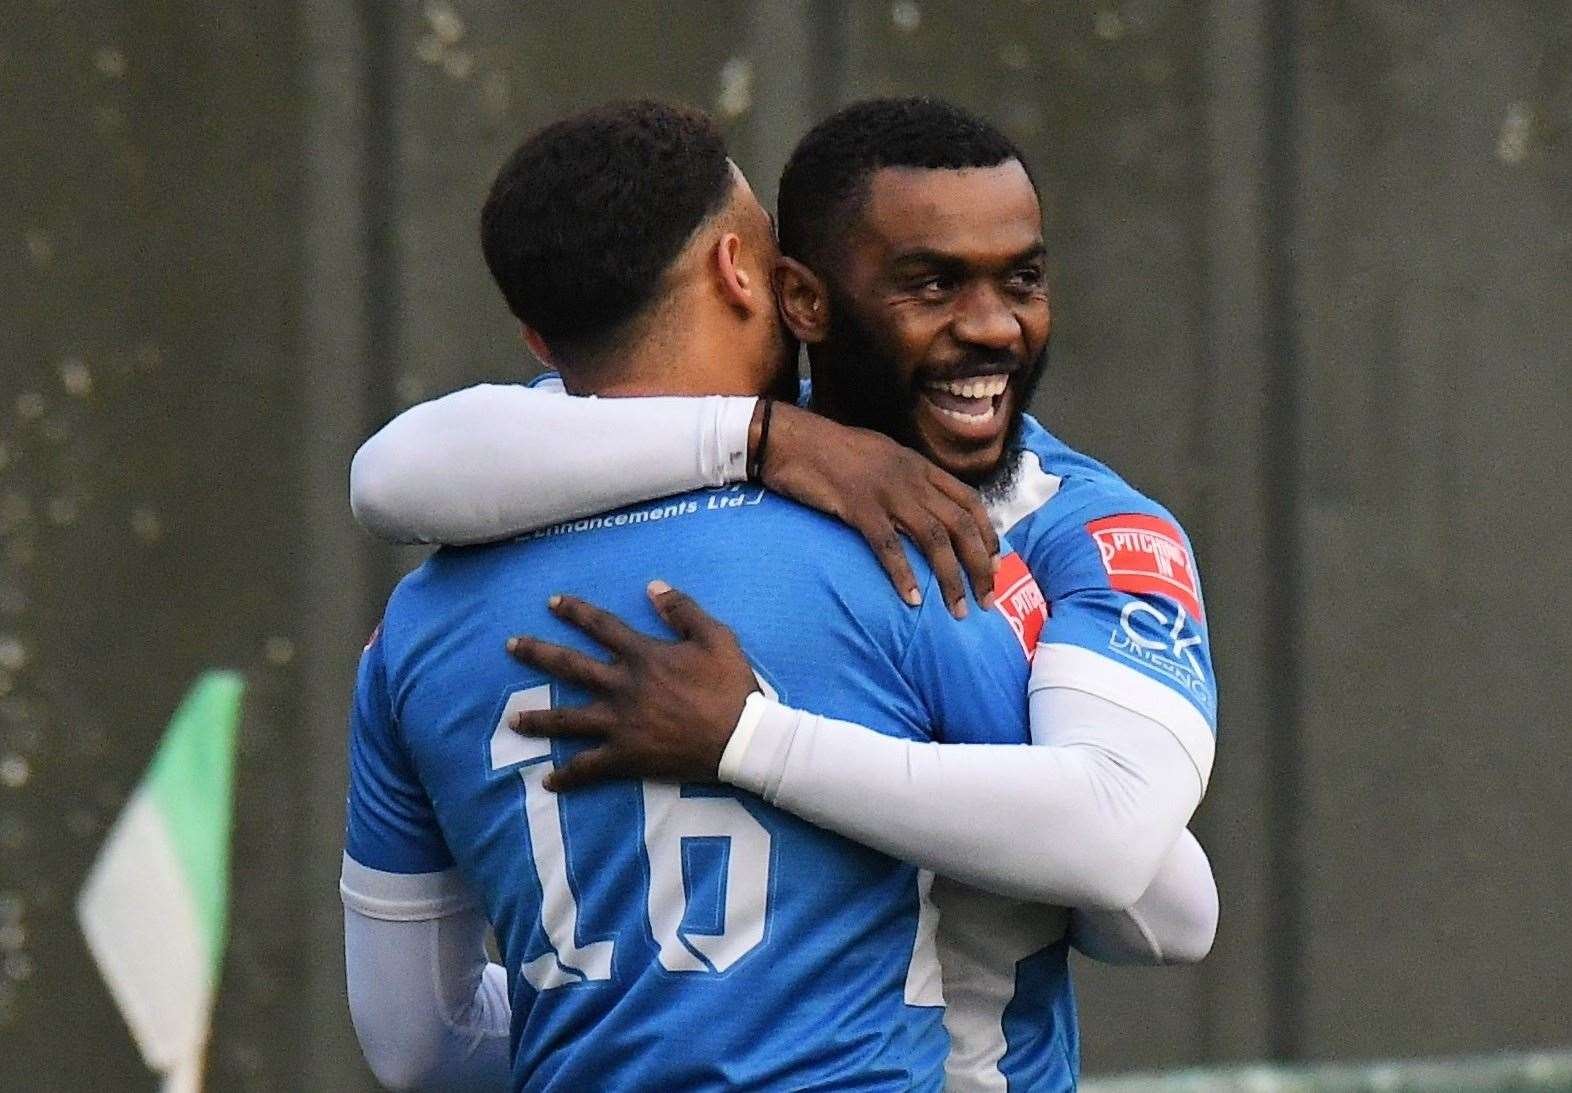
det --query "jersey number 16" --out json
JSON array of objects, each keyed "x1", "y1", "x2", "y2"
[{"x1": 491, "y1": 685, "x2": 772, "y2": 991}]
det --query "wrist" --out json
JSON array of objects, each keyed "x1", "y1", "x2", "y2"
[
  {"x1": 717, "y1": 691, "x2": 768, "y2": 781},
  {"x1": 746, "y1": 400, "x2": 768, "y2": 477},
  {"x1": 746, "y1": 398, "x2": 778, "y2": 481},
  {"x1": 714, "y1": 396, "x2": 759, "y2": 485},
  {"x1": 751, "y1": 400, "x2": 817, "y2": 486},
  {"x1": 717, "y1": 693, "x2": 802, "y2": 800}
]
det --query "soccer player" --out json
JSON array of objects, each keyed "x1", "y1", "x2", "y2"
[
  {"x1": 342, "y1": 101, "x2": 1051, "y2": 1091},
  {"x1": 351, "y1": 98, "x2": 1218, "y2": 1092}
]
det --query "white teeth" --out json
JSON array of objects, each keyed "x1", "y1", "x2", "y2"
[
  {"x1": 933, "y1": 403, "x2": 998, "y2": 424},
  {"x1": 926, "y1": 374, "x2": 1010, "y2": 399}
]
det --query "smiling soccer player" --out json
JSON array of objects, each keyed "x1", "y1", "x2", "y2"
[{"x1": 350, "y1": 99, "x2": 1218, "y2": 1093}]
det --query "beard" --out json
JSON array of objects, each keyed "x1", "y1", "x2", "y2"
[
  {"x1": 813, "y1": 281, "x2": 1050, "y2": 491},
  {"x1": 974, "y1": 343, "x2": 1048, "y2": 502},
  {"x1": 811, "y1": 281, "x2": 928, "y2": 452},
  {"x1": 763, "y1": 310, "x2": 806, "y2": 404}
]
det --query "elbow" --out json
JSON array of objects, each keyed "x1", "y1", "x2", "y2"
[
  {"x1": 1015, "y1": 850, "x2": 1153, "y2": 911},
  {"x1": 1163, "y1": 913, "x2": 1217, "y2": 965},
  {"x1": 353, "y1": 1023, "x2": 450, "y2": 1092},
  {"x1": 1064, "y1": 820, "x2": 1173, "y2": 912},
  {"x1": 1075, "y1": 867, "x2": 1153, "y2": 914},
  {"x1": 349, "y1": 439, "x2": 415, "y2": 543},
  {"x1": 1161, "y1": 876, "x2": 1219, "y2": 965},
  {"x1": 1072, "y1": 776, "x2": 1199, "y2": 912},
  {"x1": 348, "y1": 976, "x2": 450, "y2": 1091},
  {"x1": 363, "y1": 1055, "x2": 445, "y2": 1093}
]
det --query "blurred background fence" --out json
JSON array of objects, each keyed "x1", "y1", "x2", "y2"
[{"x1": 1, "y1": 1, "x2": 1569, "y2": 1089}]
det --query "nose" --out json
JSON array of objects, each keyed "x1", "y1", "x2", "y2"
[{"x1": 950, "y1": 283, "x2": 1019, "y2": 352}]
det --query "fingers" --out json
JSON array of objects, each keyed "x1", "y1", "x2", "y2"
[
  {"x1": 896, "y1": 507, "x2": 970, "y2": 619},
  {"x1": 547, "y1": 594, "x2": 650, "y2": 658},
  {"x1": 928, "y1": 468, "x2": 1000, "y2": 562},
  {"x1": 506, "y1": 635, "x2": 619, "y2": 690},
  {"x1": 646, "y1": 580, "x2": 728, "y2": 645},
  {"x1": 855, "y1": 514, "x2": 924, "y2": 608},
  {"x1": 510, "y1": 703, "x2": 613, "y2": 740},
  {"x1": 542, "y1": 748, "x2": 628, "y2": 792},
  {"x1": 924, "y1": 493, "x2": 997, "y2": 612}
]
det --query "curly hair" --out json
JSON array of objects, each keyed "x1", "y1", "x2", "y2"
[
  {"x1": 778, "y1": 97, "x2": 1031, "y2": 272},
  {"x1": 481, "y1": 100, "x2": 733, "y2": 360}
]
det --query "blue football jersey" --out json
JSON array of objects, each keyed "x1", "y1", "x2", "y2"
[
  {"x1": 939, "y1": 414, "x2": 1217, "y2": 1092},
  {"x1": 344, "y1": 484, "x2": 1035, "y2": 1092},
  {"x1": 1001, "y1": 415, "x2": 1216, "y2": 759}
]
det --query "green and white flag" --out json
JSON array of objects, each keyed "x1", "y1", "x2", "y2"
[{"x1": 77, "y1": 671, "x2": 244, "y2": 1093}]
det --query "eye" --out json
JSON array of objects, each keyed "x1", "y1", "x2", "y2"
[
  {"x1": 1007, "y1": 265, "x2": 1046, "y2": 291},
  {"x1": 913, "y1": 274, "x2": 956, "y2": 296}
]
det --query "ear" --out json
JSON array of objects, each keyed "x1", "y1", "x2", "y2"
[
  {"x1": 713, "y1": 231, "x2": 763, "y2": 316},
  {"x1": 775, "y1": 257, "x2": 829, "y2": 343},
  {"x1": 521, "y1": 324, "x2": 555, "y2": 367}
]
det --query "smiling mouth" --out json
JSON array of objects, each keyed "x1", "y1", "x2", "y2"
[{"x1": 919, "y1": 373, "x2": 1011, "y2": 430}]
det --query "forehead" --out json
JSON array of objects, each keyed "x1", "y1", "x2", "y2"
[{"x1": 856, "y1": 161, "x2": 1042, "y2": 260}]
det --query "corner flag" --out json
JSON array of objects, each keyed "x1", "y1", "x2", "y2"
[{"x1": 77, "y1": 671, "x2": 244, "y2": 1093}]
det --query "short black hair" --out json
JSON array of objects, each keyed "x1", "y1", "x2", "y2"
[
  {"x1": 778, "y1": 97, "x2": 1031, "y2": 271},
  {"x1": 481, "y1": 100, "x2": 734, "y2": 360}
]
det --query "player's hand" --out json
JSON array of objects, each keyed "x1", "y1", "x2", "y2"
[
  {"x1": 505, "y1": 582, "x2": 759, "y2": 791},
  {"x1": 753, "y1": 401, "x2": 998, "y2": 618}
]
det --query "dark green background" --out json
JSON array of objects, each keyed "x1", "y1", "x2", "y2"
[{"x1": 2, "y1": 2, "x2": 1568, "y2": 1088}]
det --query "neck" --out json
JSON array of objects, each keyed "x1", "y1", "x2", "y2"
[
  {"x1": 563, "y1": 305, "x2": 768, "y2": 399},
  {"x1": 803, "y1": 349, "x2": 860, "y2": 423}
]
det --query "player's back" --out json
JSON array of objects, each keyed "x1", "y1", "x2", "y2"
[{"x1": 355, "y1": 484, "x2": 1033, "y2": 1092}]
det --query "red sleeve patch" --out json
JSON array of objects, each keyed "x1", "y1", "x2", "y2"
[
  {"x1": 1085, "y1": 514, "x2": 1204, "y2": 621},
  {"x1": 992, "y1": 552, "x2": 1048, "y2": 660}
]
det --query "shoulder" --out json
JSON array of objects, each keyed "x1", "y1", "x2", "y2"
[
  {"x1": 372, "y1": 547, "x2": 494, "y2": 676},
  {"x1": 993, "y1": 417, "x2": 1206, "y2": 622},
  {"x1": 403, "y1": 484, "x2": 927, "y2": 635},
  {"x1": 730, "y1": 489, "x2": 934, "y2": 618},
  {"x1": 522, "y1": 485, "x2": 885, "y2": 567},
  {"x1": 996, "y1": 415, "x2": 1195, "y2": 552},
  {"x1": 997, "y1": 424, "x2": 1216, "y2": 770}
]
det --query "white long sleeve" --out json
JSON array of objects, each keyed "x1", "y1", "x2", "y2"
[
  {"x1": 720, "y1": 682, "x2": 1203, "y2": 912},
  {"x1": 341, "y1": 857, "x2": 511, "y2": 1091},
  {"x1": 350, "y1": 382, "x2": 756, "y2": 544},
  {"x1": 1068, "y1": 828, "x2": 1218, "y2": 965}
]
